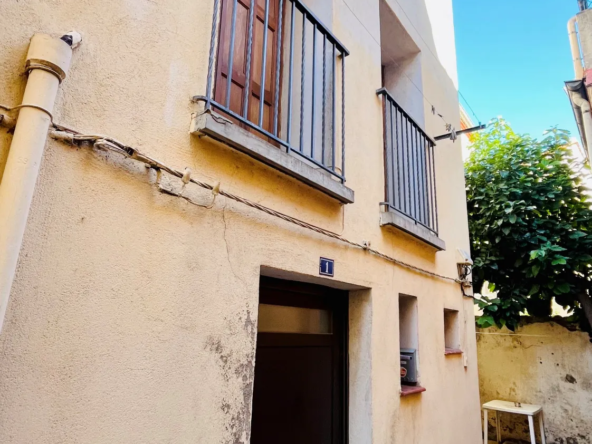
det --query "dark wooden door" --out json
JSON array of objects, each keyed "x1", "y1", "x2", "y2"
[
  {"x1": 214, "y1": 0, "x2": 282, "y2": 134},
  {"x1": 251, "y1": 277, "x2": 348, "y2": 444}
]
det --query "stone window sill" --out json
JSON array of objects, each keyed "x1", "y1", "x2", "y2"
[
  {"x1": 445, "y1": 348, "x2": 463, "y2": 356},
  {"x1": 401, "y1": 385, "x2": 426, "y2": 397},
  {"x1": 379, "y1": 209, "x2": 446, "y2": 251},
  {"x1": 191, "y1": 112, "x2": 355, "y2": 204}
]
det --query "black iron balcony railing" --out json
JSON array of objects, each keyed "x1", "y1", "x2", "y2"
[
  {"x1": 377, "y1": 88, "x2": 439, "y2": 235},
  {"x1": 579, "y1": 0, "x2": 591, "y2": 11},
  {"x1": 198, "y1": 0, "x2": 349, "y2": 183}
]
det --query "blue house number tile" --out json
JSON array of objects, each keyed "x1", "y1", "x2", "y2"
[{"x1": 319, "y1": 258, "x2": 334, "y2": 277}]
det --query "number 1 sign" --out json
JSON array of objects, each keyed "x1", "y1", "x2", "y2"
[{"x1": 319, "y1": 258, "x2": 335, "y2": 277}]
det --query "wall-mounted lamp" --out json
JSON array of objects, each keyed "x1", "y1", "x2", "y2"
[{"x1": 456, "y1": 248, "x2": 473, "y2": 297}]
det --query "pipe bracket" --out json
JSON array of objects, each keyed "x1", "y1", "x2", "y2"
[{"x1": 24, "y1": 60, "x2": 67, "y2": 82}]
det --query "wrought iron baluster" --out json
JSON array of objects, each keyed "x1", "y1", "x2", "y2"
[
  {"x1": 311, "y1": 24, "x2": 317, "y2": 159},
  {"x1": 395, "y1": 105, "x2": 402, "y2": 212},
  {"x1": 426, "y1": 140, "x2": 435, "y2": 230},
  {"x1": 299, "y1": 12, "x2": 307, "y2": 153},
  {"x1": 388, "y1": 101, "x2": 396, "y2": 206},
  {"x1": 206, "y1": 0, "x2": 222, "y2": 109},
  {"x1": 420, "y1": 135, "x2": 428, "y2": 227},
  {"x1": 413, "y1": 127, "x2": 421, "y2": 223},
  {"x1": 392, "y1": 104, "x2": 398, "y2": 210},
  {"x1": 286, "y1": 0, "x2": 296, "y2": 149},
  {"x1": 331, "y1": 43, "x2": 336, "y2": 170},
  {"x1": 258, "y1": 0, "x2": 271, "y2": 127},
  {"x1": 404, "y1": 117, "x2": 411, "y2": 215},
  {"x1": 341, "y1": 52, "x2": 346, "y2": 181},
  {"x1": 242, "y1": 0, "x2": 256, "y2": 118},
  {"x1": 411, "y1": 124, "x2": 417, "y2": 220},
  {"x1": 225, "y1": 0, "x2": 239, "y2": 109},
  {"x1": 273, "y1": 0, "x2": 285, "y2": 136},
  {"x1": 322, "y1": 34, "x2": 327, "y2": 166},
  {"x1": 430, "y1": 143, "x2": 439, "y2": 233}
]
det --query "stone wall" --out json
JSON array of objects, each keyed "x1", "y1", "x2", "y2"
[{"x1": 477, "y1": 321, "x2": 592, "y2": 444}]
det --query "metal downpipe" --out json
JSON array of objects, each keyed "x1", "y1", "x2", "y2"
[
  {"x1": 572, "y1": 92, "x2": 592, "y2": 161},
  {"x1": 568, "y1": 16, "x2": 585, "y2": 79},
  {"x1": 0, "y1": 33, "x2": 79, "y2": 332}
]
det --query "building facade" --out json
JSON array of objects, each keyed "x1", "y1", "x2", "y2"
[{"x1": 0, "y1": 1, "x2": 482, "y2": 443}]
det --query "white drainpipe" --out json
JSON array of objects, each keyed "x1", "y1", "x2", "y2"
[
  {"x1": 0, "y1": 33, "x2": 79, "y2": 332},
  {"x1": 568, "y1": 16, "x2": 592, "y2": 160},
  {"x1": 568, "y1": 16, "x2": 585, "y2": 79},
  {"x1": 572, "y1": 93, "x2": 592, "y2": 159}
]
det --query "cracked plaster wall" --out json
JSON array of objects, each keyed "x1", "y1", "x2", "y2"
[
  {"x1": 478, "y1": 323, "x2": 592, "y2": 444},
  {"x1": 0, "y1": 0, "x2": 480, "y2": 443}
]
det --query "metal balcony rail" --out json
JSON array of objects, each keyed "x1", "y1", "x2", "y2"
[
  {"x1": 579, "y1": 0, "x2": 591, "y2": 11},
  {"x1": 377, "y1": 88, "x2": 439, "y2": 234},
  {"x1": 200, "y1": 0, "x2": 350, "y2": 183}
]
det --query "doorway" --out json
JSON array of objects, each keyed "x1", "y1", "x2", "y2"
[{"x1": 251, "y1": 277, "x2": 348, "y2": 444}]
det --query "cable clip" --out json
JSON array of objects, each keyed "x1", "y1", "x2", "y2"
[
  {"x1": 180, "y1": 167, "x2": 192, "y2": 196},
  {"x1": 0, "y1": 113, "x2": 16, "y2": 130},
  {"x1": 211, "y1": 182, "x2": 220, "y2": 197},
  {"x1": 199, "y1": 181, "x2": 220, "y2": 209},
  {"x1": 182, "y1": 168, "x2": 192, "y2": 185}
]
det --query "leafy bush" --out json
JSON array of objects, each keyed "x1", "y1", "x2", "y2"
[{"x1": 465, "y1": 119, "x2": 592, "y2": 331}]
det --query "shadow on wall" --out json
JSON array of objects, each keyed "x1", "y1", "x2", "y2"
[
  {"x1": 477, "y1": 321, "x2": 592, "y2": 444},
  {"x1": 380, "y1": 0, "x2": 460, "y2": 131}
]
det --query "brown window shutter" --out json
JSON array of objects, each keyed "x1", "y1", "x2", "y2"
[{"x1": 214, "y1": 0, "x2": 283, "y2": 135}]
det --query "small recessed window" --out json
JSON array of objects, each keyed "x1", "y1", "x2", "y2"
[
  {"x1": 444, "y1": 309, "x2": 461, "y2": 355},
  {"x1": 399, "y1": 295, "x2": 419, "y2": 351},
  {"x1": 399, "y1": 295, "x2": 422, "y2": 394}
]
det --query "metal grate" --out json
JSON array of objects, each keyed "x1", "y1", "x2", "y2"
[
  {"x1": 199, "y1": 0, "x2": 349, "y2": 183},
  {"x1": 377, "y1": 88, "x2": 439, "y2": 235}
]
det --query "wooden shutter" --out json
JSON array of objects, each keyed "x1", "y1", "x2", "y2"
[{"x1": 214, "y1": 0, "x2": 282, "y2": 135}]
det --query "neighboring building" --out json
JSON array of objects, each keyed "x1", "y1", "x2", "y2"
[
  {"x1": 567, "y1": 1, "x2": 592, "y2": 162},
  {"x1": 0, "y1": 1, "x2": 481, "y2": 443}
]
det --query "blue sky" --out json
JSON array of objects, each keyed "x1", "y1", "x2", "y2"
[{"x1": 453, "y1": 0, "x2": 580, "y2": 139}]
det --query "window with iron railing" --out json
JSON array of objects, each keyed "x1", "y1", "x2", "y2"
[
  {"x1": 198, "y1": 0, "x2": 349, "y2": 183},
  {"x1": 377, "y1": 88, "x2": 439, "y2": 235}
]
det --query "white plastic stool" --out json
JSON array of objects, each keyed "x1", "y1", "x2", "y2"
[{"x1": 482, "y1": 400, "x2": 546, "y2": 444}]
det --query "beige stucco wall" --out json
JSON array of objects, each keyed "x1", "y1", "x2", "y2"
[
  {"x1": 478, "y1": 322, "x2": 592, "y2": 444},
  {"x1": 0, "y1": 1, "x2": 480, "y2": 443}
]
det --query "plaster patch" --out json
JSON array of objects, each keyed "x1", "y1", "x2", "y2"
[
  {"x1": 123, "y1": 0, "x2": 156, "y2": 21},
  {"x1": 165, "y1": 61, "x2": 182, "y2": 128},
  {"x1": 204, "y1": 310, "x2": 257, "y2": 444}
]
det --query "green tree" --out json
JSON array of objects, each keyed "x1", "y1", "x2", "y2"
[{"x1": 465, "y1": 119, "x2": 592, "y2": 332}]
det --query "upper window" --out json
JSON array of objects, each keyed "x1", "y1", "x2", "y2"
[
  {"x1": 205, "y1": 0, "x2": 349, "y2": 183},
  {"x1": 377, "y1": 0, "x2": 441, "y2": 247}
]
